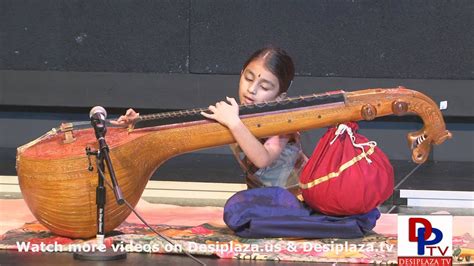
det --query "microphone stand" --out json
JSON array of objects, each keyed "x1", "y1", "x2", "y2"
[{"x1": 73, "y1": 117, "x2": 127, "y2": 261}]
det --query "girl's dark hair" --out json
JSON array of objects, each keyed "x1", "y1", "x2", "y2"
[{"x1": 242, "y1": 47, "x2": 295, "y2": 94}]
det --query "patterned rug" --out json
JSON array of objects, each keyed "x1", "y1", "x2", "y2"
[{"x1": 0, "y1": 220, "x2": 473, "y2": 264}]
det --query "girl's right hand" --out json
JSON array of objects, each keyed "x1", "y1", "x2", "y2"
[
  {"x1": 110, "y1": 108, "x2": 139, "y2": 126},
  {"x1": 201, "y1": 97, "x2": 241, "y2": 128}
]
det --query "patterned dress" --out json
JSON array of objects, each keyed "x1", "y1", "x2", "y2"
[{"x1": 229, "y1": 133, "x2": 307, "y2": 196}]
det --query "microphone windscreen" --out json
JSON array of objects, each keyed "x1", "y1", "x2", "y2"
[{"x1": 89, "y1": 106, "x2": 107, "y2": 120}]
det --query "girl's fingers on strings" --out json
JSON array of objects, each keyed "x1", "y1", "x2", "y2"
[
  {"x1": 126, "y1": 108, "x2": 134, "y2": 115},
  {"x1": 208, "y1": 105, "x2": 217, "y2": 112},
  {"x1": 200, "y1": 111, "x2": 214, "y2": 120}
]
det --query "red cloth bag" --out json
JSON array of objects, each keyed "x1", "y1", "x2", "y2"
[{"x1": 299, "y1": 122, "x2": 394, "y2": 215}]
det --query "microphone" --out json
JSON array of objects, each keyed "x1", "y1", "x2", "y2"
[
  {"x1": 89, "y1": 106, "x2": 107, "y2": 122},
  {"x1": 88, "y1": 106, "x2": 125, "y2": 205},
  {"x1": 89, "y1": 106, "x2": 107, "y2": 139}
]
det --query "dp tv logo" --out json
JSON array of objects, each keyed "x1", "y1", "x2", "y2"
[{"x1": 398, "y1": 215, "x2": 452, "y2": 265}]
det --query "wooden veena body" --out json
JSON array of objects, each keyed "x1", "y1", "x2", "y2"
[{"x1": 16, "y1": 87, "x2": 452, "y2": 238}]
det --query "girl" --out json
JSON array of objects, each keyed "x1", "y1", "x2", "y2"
[{"x1": 114, "y1": 47, "x2": 306, "y2": 192}]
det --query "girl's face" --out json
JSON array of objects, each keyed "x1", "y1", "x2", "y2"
[{"x1": 238, "y1": 58, "x2": 281, "y2": 105}]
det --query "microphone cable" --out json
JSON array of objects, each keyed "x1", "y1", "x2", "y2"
[{"x1": 98, "y1": 166, "x2": 207, "y2": 266}]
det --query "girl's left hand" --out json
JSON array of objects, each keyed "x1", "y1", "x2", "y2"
[{"x1": 201, "y1": 97, "x2": 240, "y2": 128}]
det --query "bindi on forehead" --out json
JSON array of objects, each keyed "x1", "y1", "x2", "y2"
[
  {"x1": 245, "y1": 68, "x2": 277, "y2": 88},
  {"x1": 246, "y1": 69, "x2": 261, "y2": 78}
]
